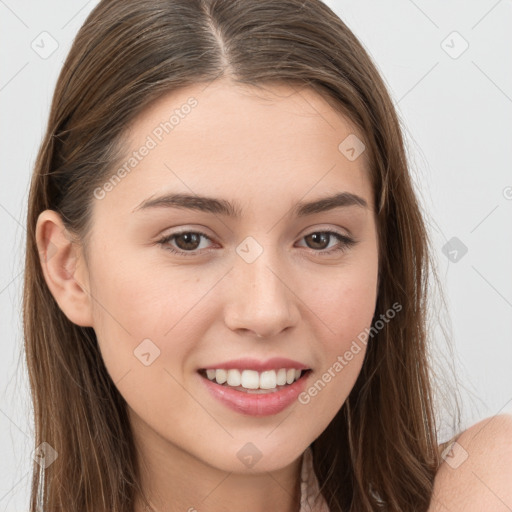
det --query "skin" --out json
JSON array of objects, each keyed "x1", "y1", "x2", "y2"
[
  {"x1": 36, "y1": 79, "x2": 380, "y2": 511},
  {"x1": 429, "y1": 413, "x2": 512, "y2": 511}
]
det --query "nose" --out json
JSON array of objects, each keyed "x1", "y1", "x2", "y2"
[{"x1": 223, "y1": 249, "x2": 300, "y2": 339}]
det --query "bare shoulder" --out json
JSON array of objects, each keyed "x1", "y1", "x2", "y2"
[{"x1": 428, "y1": 413, "x2": 512, "y2": 511}]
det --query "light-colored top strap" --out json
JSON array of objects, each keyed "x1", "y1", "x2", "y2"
[{"x1": 299, "y1": 446, "x2": 330, "y2": 512}]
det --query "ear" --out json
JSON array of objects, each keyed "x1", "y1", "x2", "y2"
[{"x1": 35, "y1": 209, "x2": 94, "y2": 327}]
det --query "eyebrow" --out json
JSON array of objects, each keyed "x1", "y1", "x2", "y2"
[{"x1": 132, "y1": 191, "x2": 368, "y2": 217}]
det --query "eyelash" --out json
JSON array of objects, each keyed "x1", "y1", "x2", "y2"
[{"x1": 156, "y1": 229, "x2": 357, "y2": 258}]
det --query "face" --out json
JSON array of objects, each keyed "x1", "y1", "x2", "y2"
[{"x1": 48, "y1": 80, "x2": 379, "y2": 475}]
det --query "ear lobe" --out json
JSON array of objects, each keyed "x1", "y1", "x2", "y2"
[{"x1": 35, "y1": 209, "x2": 94, "y2": 327}]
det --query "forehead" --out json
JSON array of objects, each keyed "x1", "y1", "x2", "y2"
[
  {"x1": 98, "y1": 79, "x2": 373, "y2": 217},
  {"x1": 130, "y1": 79, "x2": 365, "y2": 147}
]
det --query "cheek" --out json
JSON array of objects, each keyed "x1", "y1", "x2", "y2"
[
  {"x1": 89, "y1": 245, "x2": 204, "y2": 337},
  {"x1": 86, "y1": 248, "x2": 227, "y2": 408},
  {"x1": 87, "y1": 264, "x2": 202, "y2": 431},
  {"x1": 297, "y1": 262, "x2": 377, "y2": 417},
  {"x1": 310, "y1": 260, "x2": 378, "y2": 350},
  {"x1": 86, "y1": 257, "x2": 194, "y2": 382}
]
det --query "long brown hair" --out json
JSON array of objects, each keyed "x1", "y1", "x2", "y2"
[{"x1": 23, "y1": 0, "x2": 463, "y2": 510}]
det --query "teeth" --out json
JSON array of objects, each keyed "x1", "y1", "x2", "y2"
[
  {"x1": 204, "y1": 368, "x2": 305, "y2": 390},
  {"x1": 260, "y1": 370, "x2": 276, "y2": 389},
  {"x1": 227, "y1": 369, "x2": 241, "y2": 387},
  {"x1": 241, "y1": 370, "x2": 259, "y2": 389},
  {"x1": 215, "y1": 369, "x2": 227, "y2": 384}
]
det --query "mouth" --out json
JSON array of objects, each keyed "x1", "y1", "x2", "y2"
[
  {"x1": 197, "y1": 367, "x2": 312, "y2": 394},
  {"x1": 197, "y1": 366, "x2": 312, "y2": 416}
]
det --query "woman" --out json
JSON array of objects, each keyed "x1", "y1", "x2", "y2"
[{"x1": 24, "y1": 0, "x2": 512, "y2": 511}]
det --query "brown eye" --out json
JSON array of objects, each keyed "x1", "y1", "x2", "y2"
[
  {"x1": 304, "y1": 232, "x2": 331, "y2": 250},
  {"x1": 173, "y1": 232, "x2": 202, "y2": 251},
  {"x1": 298, "y1": 230, "x2": 357, "y2": 256},
  {"x1": 158, "y1": 230, "x2": 214, "y2": 257}
]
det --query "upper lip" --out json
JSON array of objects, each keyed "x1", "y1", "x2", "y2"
[{"x1": 199, "y1": 357, "x2": 310, "y2": 372}]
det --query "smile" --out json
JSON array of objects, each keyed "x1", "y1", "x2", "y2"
[{"x1": 197, "y1": 367, "x2": 312, "y2": 416}]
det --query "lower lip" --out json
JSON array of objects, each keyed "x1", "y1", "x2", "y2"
[{"x1": 199, "y1": 371, "x2": 311, "y2": 417}]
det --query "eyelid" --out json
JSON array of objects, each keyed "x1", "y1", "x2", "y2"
[{"x1": 298, "y1": 223, "x2": 353, "y2": 239}]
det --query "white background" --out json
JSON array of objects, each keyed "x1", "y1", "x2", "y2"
[{"x1": 1, "y1": 0, "x2": 511, "y2": 509}]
